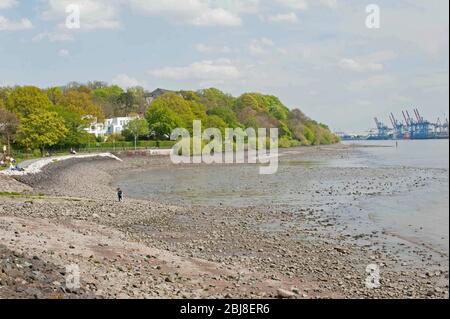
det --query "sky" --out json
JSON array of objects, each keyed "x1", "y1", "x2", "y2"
[{"x1": 0, "y1": 0, "x2": 448, "y2": 132}]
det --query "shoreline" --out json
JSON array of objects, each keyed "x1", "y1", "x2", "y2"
[
  {"x1": 0, "y1": 144, "x2": 448, "y2": 299},
  {"x1": 0, "y1": 153, "x2": 123, "y2": 177}
]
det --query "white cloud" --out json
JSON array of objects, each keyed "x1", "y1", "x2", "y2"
[
  {"x1": 215, "y1": 0, "x2": 261, "y2": 14},
  {"x1": 112, "y1": 74, "x2": 143, "y2": 88},
  {"x1": 411, "y1": 72, "x2": 449, "y2": 94},
  {"x1": 32, "y1": 31, "x2": 73, "y2": 42},
  {"x1": 276, "y1": 0, "x2": 338, "y2": 11},
  {"x1": 319, "y1": 0, "x2": 337, "y2": 9},
  {"x1": 348, "y1": 74, "x2": 395, "y2": 90},
  {"x1": 149, "y1": 59, "x2": 241, "y2": 81},
  {"x1": 0, "y1": 16, "x2": 33, "y2": 31},
  {"x1": 195, "y1": 43, "x2": 232, "y2": 54},
  {"x1": 364, "y1": 50, "x2": 397, "y2": 63},
  {"x1": 191, "y1": 7, "x2": 241, "y2": 26},
  {"x1": 42, "y1": 0, "x2": 121, "y2": 30},
  {"x1": 267, "y1": 12, "x2": 298, "y2": 24},
  {"x1": 275, "y1": 0, "x2": 308, "y2": 11},
  {"x1": 129, "y1": 0, "x2": 241, "y2": 26},
  {"x1": 338, "y1": 0, "x2": 448, "y2": 56},
  {"x1": 248, "y1": 37, "x2": 275, "y2": 55},
  {"x1": 0, "y1": 0, "x2": 17, "y2": 10},
  {"x1": 339, "y1": 58, "x2": 383, "y2": 72},
  {"x1": 338, "y1": 51, "x2": 396, "y2": 73}
]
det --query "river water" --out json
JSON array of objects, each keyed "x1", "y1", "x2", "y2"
[
  {"x1": 118, "y1": 140, "x2": 449, "y2": 255},
  {"x1": 342, "y1": 140, "x2": 449, "y2": 169},
  {"x1": 341, "y1": 140, "x2": 449, "y2": 255}
]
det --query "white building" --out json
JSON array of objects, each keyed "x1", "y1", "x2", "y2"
[
  {"x1": 85, "y1": 116, "x2": 137, "y2": 138},
  {"x1": 85, "y1": 121, "x2": 106, "y2": 137},
  {"x1": 105, "y1": 117, "x2": 135, "y2": 135}
]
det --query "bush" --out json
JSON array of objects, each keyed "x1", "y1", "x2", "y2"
[
  {"x1": 78, "y1": 140, "x2": 176, "y2": 150},
  {"x1": 279, "y1": 137, "x2": 301, "y2": 148}
]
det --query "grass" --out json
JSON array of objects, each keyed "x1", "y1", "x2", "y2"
[
  {"x1": 0, "y1": 191, "x2": 85, "y2": 202},
  {"x1": 76, "y1": 140, "x2": 176, "y2": 152},
  {"x1": 0, "y1": 191, "x2": 23, "y2": 197},
  {"x1": 0, "y1": 191, "x2": 47, "y2": 199},
  {"x1": 9, "y1": 141, "x2": 176, "y2": 162}
]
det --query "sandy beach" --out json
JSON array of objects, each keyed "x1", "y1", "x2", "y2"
[{"x1": 0, "y1": 144, "x2": 448, "y2": 299}]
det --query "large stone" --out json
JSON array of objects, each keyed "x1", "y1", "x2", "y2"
[{"x1": 277, "y1": 288, "x2": 297, "y2": 299}]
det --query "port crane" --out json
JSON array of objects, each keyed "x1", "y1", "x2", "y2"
[
  {"x1": 370, "y1": 117, "x2": 392, "y2": 140},
  {"x1": 389, "y1": 112, "x2": 407, "y2": 139},
  {"x1": 371, "y1": 108, "x2": 449, "y2": 140}
]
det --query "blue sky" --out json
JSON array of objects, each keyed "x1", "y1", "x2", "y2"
[{"x1": 0, "y1": 0, "x2": 448, "y2": 132}]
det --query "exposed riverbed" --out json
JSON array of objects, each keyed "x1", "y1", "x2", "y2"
[
  {"x1": 0, "y1": 143, "x2": 448, "y2": 299},
  {"x1": 118, "y1": 140, "x2": 449, "y2": 259}
]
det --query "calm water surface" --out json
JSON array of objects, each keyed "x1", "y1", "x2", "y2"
[
  {"x1": 119, "y1": 140, "x2": 449, "y2": 254},
  {"x1": 342, "y1": 140, "x2": 449, "y2": 253}
]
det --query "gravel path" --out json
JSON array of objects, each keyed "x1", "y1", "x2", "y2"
[{"x1": 0, "y1": 153, "x2": 121, "y2": 176}]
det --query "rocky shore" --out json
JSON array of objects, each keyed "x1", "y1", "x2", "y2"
[{"x1": 0, "y1": 145, "x2": 448, "y2": 299}]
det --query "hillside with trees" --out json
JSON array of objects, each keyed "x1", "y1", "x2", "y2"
[{"x1": 0, "y1": 83, "x2": 338, "y2": 157}]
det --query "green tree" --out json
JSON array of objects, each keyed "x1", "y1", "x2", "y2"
[
  {"x1": 262, "y1": 95, "x2": 290, "y2": 121},
  {"x1": 87, "y1": 81, "x2": 108, "y2": 90},
  {"x1": 0, "y1": 107, "x2": 19, "y2": 154},
  {"x1": 206, "y1": 115, "x2": 228, "y2": 135},
  {"x1": 0, "y1": 87, "x2": 12, "y2": 106},
  {"x1": 92, "y1": 85, "x2": 124, "y2": 117},
  {"x1": 59, "y1": 90, "x2": 104, "y2": 121},
  {"x1": 62, "y1": 82, "x2": 92, "y2": 94},
  {"x1": 2, "y1": 83, "x2": 338, "y2": 150},
  {"x1": 235, "y1": 93, "x2": 260, "y2": 113},
  {"x1": 208, "y1": 106, "x2": 242, "y2": 128},
  {"x1": 92, "y1": 85, "x2": 123, "y2": 103},
  {"x1": 6, "y1": 86, "x2": 52, "y2": 118},
  {"x1": 46, "y1": 87, "x2": 63, "y2": 105},
  {"x1": 153, "y1": 93, "x2": 197, "y2": 128},
  {"x1": 146, "y1": 103, "x2": 183, "y2": 139},
  {"x1": 145, "y1": 92, "x2": 202, "y2": 134},
  {"x1": 123, "y1": 118, "x2": 150, "y2": 150},
  {"x1": 198, "y1": 88, "x2": 235, "y2": 110},
  {"x1": 118, "y1": 87, "x2": 147, "y2": 115},
  {"x1": 234, "y1": 93, "x2": 293, "y2": 137},
  {"x1": 51, "y1": 104, "x2": 92, "y2": 147},
  {"x1": 18, "y1": 111, "x2": 68, "y2": 156}
]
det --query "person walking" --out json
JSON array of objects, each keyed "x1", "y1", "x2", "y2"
[{"x1": 117, "y1": 188, "x2": 123, "y2": 202}]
